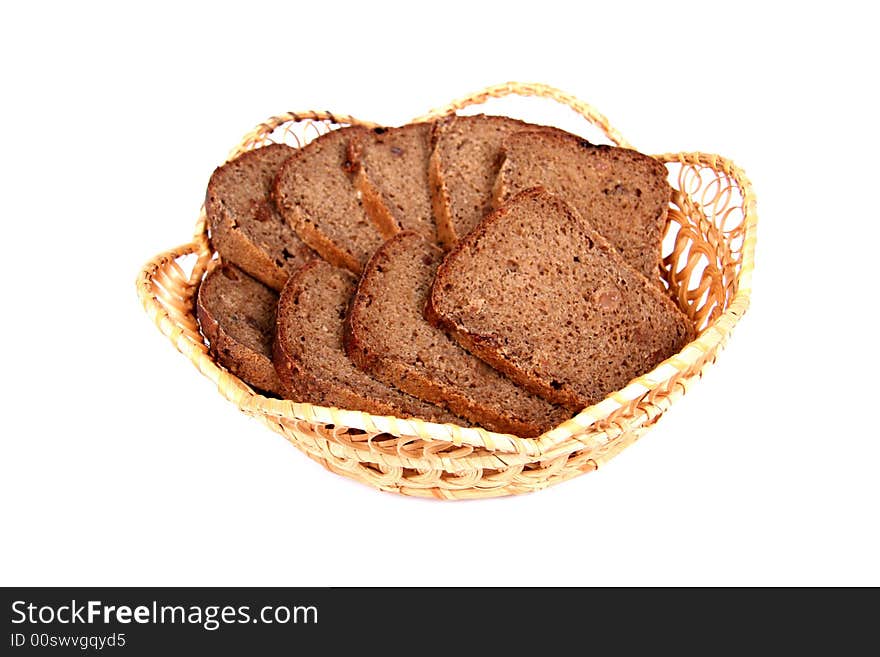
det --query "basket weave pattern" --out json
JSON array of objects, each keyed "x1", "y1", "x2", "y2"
[{"x1": 136, "y1": 83, "x2": 756, "y2": 499}]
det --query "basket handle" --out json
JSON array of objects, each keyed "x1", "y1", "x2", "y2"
[{"x1": 413, "y1": 81, "x2": 633, "y2": 149}]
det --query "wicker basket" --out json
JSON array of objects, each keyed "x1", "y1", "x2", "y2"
[{"x1": 136, "y1": 82, "x2": 756, "y2": 500}]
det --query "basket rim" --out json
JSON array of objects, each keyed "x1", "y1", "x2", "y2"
[{"x1": 136, "y1": 83, "x2": 757, "y2": 462}]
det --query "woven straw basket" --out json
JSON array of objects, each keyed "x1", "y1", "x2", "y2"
[{"x1": 136, "y1": 82, "x2": 756, "y2": 500}]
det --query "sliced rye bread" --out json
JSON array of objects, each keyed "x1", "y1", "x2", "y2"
[
  {"x1": 429, "y1": 114, "x2": 549, "y2": 248},
  {"x1": 425, "y1": 187, "x2": 695, "y2": 412},
  {"x1": 345, "y1": 123, "x2": 437, "y2": 241},
  {"x1": 196, "y1": 262, "x2": 283, "y2": 396},
  {"x1": 493, "y1": 130, "x2": 672, "y2": 279},
  {"x1": 274, "y1": 259, "x2": 460, "y2": 423},
  {"x1": 272, "y1": 127, "x2": 384, "y2": 274},
  {"x1": 345, "y1": 231, "x2": 571, "y2": 437},
  {"x1": 205, "y1": 144, "x2": 316, "y2": 291}
]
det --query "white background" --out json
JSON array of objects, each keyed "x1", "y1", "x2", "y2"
[{"x1": 1, "y1": 1, "x2": 877, "y2": 586}]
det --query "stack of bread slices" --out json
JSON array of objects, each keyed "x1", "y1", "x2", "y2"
[{"x1": 197, "y1": 115, "x2": 694, "y2": 438}]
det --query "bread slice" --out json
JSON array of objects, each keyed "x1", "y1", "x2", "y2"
[
  {"x1": 272, "y1": 127, "x2": 384, "y2": 274},
  {"x1": 205, "y1": 144, "x2": 316, "y2": 291},
  {"x1": 345, "y1": 231, "x2": 571, "y2": 437},
  {"x1": 494, "y1": 130, "x2": 671, "y2": 279},
  {"x1": 196, "y1": 262, "x2": 283, "y2": 396},
  {"x1": 429, "y1": 114, "x2": 542, "y2": 248},
  {"x1": 274, "y1": 259, "x2": 460, "y2": 423},
  {"x1": 426, "y1": 187, "x2": 695, "y2": 412},
  {"x1": 346, "y1": 123, "x2": 437, "y2": 241}
]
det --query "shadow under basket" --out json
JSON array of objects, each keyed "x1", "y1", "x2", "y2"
[{"x1": 136, "y1": 82, "x2": 757, "y2": 500}]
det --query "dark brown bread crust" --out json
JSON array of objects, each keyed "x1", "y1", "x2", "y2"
[
  {"x1": 345, "y1": 232, "x2": 570, "y2": 437},
  {"x1": 426, "y1": 187, "x2": 695, "y2": 412},
  {"x1": 346, "y1": 123, "x2": 438, "y2": 242},
  {"x1": 429, "y1": 114, "x2": 558, "y2": 249},
  {"x1": 493, "y1": 130, "x2": 672, "y2": 279},
  {"x1": 274, "y1": 259, "x2": 460, "y2": 423},
  {"x1": 196, "y1": 263, "x2": 283, "y2": 396},
  {"x1": 272, "y1": 127, "x2": 384, "y2": 274},
  {"x1": 205, "y1": 144, "x2": 316, "y2": 291}
]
